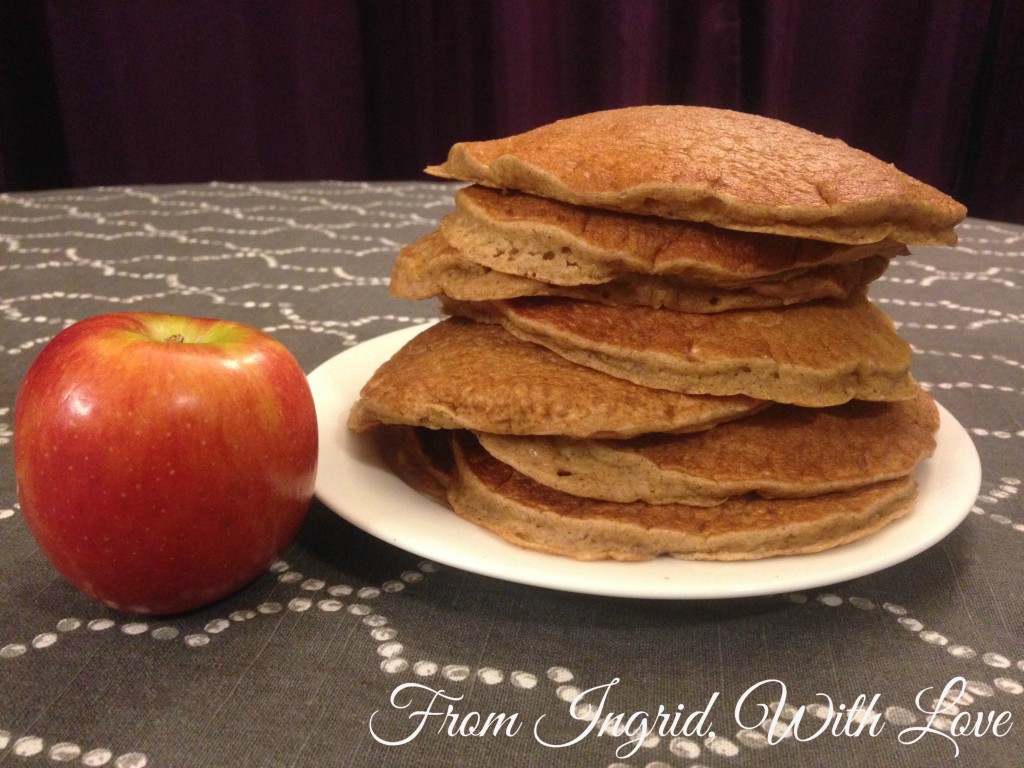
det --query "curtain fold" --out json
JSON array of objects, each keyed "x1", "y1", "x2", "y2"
[
  {"x1": 1, "y1": 0, "x2": 1019, "y2": 223},
  {"x1": 745, "y1": 1, "x2": 993, "y2": 202}
]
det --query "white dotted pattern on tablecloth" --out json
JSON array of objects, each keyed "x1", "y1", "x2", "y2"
[{"x1": 7, "y1": 546, "x2": 1021, "y2": 767}]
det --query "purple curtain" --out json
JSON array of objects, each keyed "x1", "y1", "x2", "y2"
[{"x1": 1, "y1": 0, "x2": 1021, "y2": 223}]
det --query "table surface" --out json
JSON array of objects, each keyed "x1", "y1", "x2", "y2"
[{"x1": 0, "y1": 182, "x2": 1020, "y2": 768}]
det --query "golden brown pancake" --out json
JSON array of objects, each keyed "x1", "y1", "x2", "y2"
[
  {"x1": 348, "y1": 319, "x2": 765, "y2": 438},
  {"x1": 476, "y1": 387, "x2": 939, "y2": 505},
  {"x1": 442, "y1": 185, "x2": 907, "y2": 285},
  {"x1": 446, "y1": 431, "x2": 918, "y2": 561},
  {"x1": 391, "y1": 230, "x2": 891, "y2": 313},
  {"x1": 443, "y1": 295, "x2": 916, "y2": 407},
  {"x1": 425, "y1": 106, "x2": 966, "y2": 245}
]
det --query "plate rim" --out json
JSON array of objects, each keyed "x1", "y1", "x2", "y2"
[{"x1": 308, "y1": 323, "x2": 982, "y2": 600}]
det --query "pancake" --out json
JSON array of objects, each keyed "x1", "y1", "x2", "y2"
[
  {"x1": 391, "y1": 230, "x2": 891, "y2": 313},
  {"x1": 446, "y1": 431, "x2": 919, "y2": 561},
  {"x1": 442, "y1": 185, "x2": 907, "y2": 285},
  {"x1": 425, "y1": 106, "x2": 966, "y2": 245},
  {"x1": 348, "y1": 318, "x2": 765, "y2": 439},
  {"x1": 375, "y1": 425, "x2": 454, "y2": 503},
  {"x1": 476, "y1": 387, "x2": 939, "y2": 505},
  {"x1": 443, "y1": 294, "x2": 916, "y2": 406}
]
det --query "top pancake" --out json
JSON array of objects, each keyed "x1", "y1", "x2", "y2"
[
  {"x1": 348, "y1": 318, "x2": 764, "y2": 438},
  {"x1": 426, "y1": 106, "x2": 966, "y2": 245},
  {"x1": 443, "y1": 185, "x2": 906, "y2": 286}
]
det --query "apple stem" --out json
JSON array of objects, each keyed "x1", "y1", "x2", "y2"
[{"x1": 164, "y1": 334, "x2": 186, "y2": 343}]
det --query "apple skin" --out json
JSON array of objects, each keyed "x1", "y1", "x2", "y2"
[{"x1": 14, "y1": 312, "x2": 318, "y2": 615}]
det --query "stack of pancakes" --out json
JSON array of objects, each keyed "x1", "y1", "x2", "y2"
[{"x1": 348, "y1": 106, "x2": 965, "y2": 562}]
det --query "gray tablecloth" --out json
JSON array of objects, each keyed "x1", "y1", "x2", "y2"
[{"x1": 0, "y1": 182, "x2": 1021, "y2": 767}]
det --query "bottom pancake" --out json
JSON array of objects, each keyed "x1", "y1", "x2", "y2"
[
  {"x1": 376, "y1": 424, "x2": 455, "y2": 503},
  {"x1": 375, "y1": 427, "x2": 918, "y2": 562}
]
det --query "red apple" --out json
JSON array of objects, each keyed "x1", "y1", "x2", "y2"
[{"x1": 14, "y1": 312, "x2": 318, "y2": 615}]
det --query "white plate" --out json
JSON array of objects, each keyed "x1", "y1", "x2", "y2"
[{"x1": 308, "y1": 323, "x2": 981, "y2": 600}]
